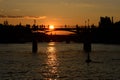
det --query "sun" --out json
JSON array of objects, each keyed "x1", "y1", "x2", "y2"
[{"x1": 49, "y1": 25, "x2": 55, "y2": 30}]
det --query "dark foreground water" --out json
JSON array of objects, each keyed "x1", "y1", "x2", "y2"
[{"x1": 0, "y1": 42, "x2": 120, "y2": 80}]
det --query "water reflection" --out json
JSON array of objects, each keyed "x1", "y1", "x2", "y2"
[
  {"x1": 45, "y1": 42, "x2": 59, "y2": 79},
  {"x1": 48, "y1": 42, "x2": 56, "y2": 46}
]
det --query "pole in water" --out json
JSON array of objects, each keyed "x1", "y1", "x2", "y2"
[
  {"x1": 86, "y1": 52, "x2": 92, "y2": 63},
  {"x1": 84, "y1": 42, "x2": 92, "y2": 63},
  {"x1": 83, "y1": 28, "x2": 92, "y2": 63},
  {"x1": 84, "y1": 42, "x2": 91, "y2": 52},
  {"x1": 32, "y1": 33, "x2": 38, "y2": 53}
]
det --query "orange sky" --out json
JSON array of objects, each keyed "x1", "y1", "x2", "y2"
[{"x1": 0, "y1": 0, "x2": 120, "y2": 26}]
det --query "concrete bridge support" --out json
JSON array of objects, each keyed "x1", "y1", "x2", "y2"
[{"x1": 32, "y1": 32, "x2": 38, "y2": 53}]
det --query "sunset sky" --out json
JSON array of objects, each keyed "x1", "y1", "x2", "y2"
[{"x1": 0, "y1": 0, "x2": 120, "y2": 26}]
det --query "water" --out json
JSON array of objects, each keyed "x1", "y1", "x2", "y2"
[{"x1": 0, "y1": 42, "x2": 120, "y2": 80}]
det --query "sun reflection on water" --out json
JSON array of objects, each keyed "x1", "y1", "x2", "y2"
[
  {"x1": 45, "y1": 42, "x2": 59, "y2": 79},
  {"x1": 48, "y1": 42, "x2": 56, "y2": 46}
]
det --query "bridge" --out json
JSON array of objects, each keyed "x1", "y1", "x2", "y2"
[
  {"x1": 32, "y1": 27, "x2": 91, "y2": 62},
  {"x1": 31, "y1": 25, "x2": 93, "y2": 43},
  {"x1": 32, "y1": 26, "x2": 92, "y2": 63},
  {"x1": 31, "y1": 25, "x2": 93, "y2": 34}
]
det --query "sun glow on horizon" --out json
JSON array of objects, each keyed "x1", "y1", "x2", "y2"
[{"x1": 49, "y1": 25, "x2": 55, "y2": 30}]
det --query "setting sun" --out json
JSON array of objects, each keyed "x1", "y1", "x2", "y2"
[{"x1": 49, "y1": 25, "x2": 55, "y2": 30}]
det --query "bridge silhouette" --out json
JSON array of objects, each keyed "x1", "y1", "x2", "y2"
[
  {"x1": 31, "y1": 25, "x2": 92, "y2": 34},
  {"x1": 31, "y1": 25, "x2": 93, "y2": 44},
  {"x1": 32, "y1": 26, "x2": 92, "y2": 63}
]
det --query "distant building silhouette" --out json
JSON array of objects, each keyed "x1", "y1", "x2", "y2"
[{"x1": 99, "y1": 16, "x2": 113, "y2": 28}]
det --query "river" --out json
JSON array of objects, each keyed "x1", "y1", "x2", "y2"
[{"x1": 0, "y1": 42, "x2": 120, "y2": 80}]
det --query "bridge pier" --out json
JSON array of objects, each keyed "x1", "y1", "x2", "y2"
[
  {"x1": 66, "y1": 36, "x2": 70, "y2": 44},
  {"x1": 32, "y1": 32, "x2": 38, "y2": 53}
]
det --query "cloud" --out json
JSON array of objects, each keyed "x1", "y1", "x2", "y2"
[
  {"x1": 24, "y1": 16, "x2": 47, "y2": 19},
  {"x1": 38, "y1": 16, "x2": 47, "y2": 19},
  {"x1": 0, "y1": 15, "x2": 23, "y2": 18},
  {"x1": 0, "y1": 15, "x2": 47, "y2": 19}
]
